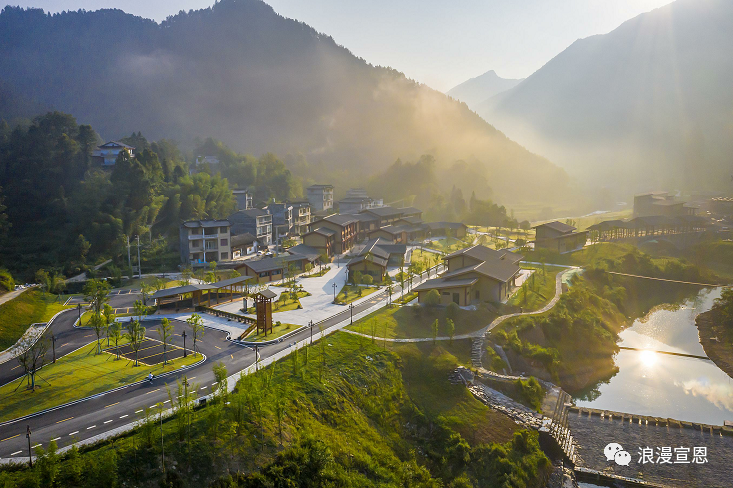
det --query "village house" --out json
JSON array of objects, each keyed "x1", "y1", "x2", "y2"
[
  {"x1": 346, "y1": 238, "x2": 407, "y2": 282},
  {"x1": 179, "y1": 219, "x2": 232, "y2": 266},
  {"x1": 230, "y1": 233, "x2": 263, "y2": 258},
  {"x1": 234, "y1": 246, "x2": 320, "y2": 283},
  {"x1": 289, "y1": 201, "x2": 311, "y2": 235},
  {"x1": 232, "y1": 189, "x2": 253, "y2": 210},
  {"x1": 359, "y1": 206, "x2": 422, "y2": 228},
  {"x1": 337, "y1": 188, "x2": 384, "y2": 213},
  {"x1": 307, "y1": 184, "x2": 334, "y2": 212},
  {"x1": 423, "y1": 221, "x2": 468, "y2": 239},
  {"x1": 302, "y1": 227, "x2": 335, "y2": 258},
  {"x1": 93, "y1": 141, "x2": 135, "y2": 166},
  {"x1": 228, "y1": 208, "x2": 273, "y2": 246},
  {"x1": 633, "y1": 192, "x2": 697, "y2": 218},
  {"x1": 265, "y1": 202, "x2": 293, "y2": 245},
  {"x1": 414, "y1": 245, "x2": 523, "y2": 306},
  {"x1": 532, "y1": 221, "x2": 587, "y2": 253},
  {"x1": 307, "y1": 214, "x2": 359, "y2": 254}
]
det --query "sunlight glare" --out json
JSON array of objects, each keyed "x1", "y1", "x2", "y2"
[{"x1": 639, "y1": 350, "x2": 658, "y2": 368}]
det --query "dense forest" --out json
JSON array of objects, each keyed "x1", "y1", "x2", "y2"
[
  {"x1": 0, "y1": 0, "x2": 573, "y2": 207},
  {"x1": 0, "y1": 113, "x2": 235, "y2": 278}
]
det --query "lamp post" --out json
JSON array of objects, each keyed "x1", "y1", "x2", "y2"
[
  {"x1": 26, "y1": 425, "x2": 32, "y2": 467},
  {"x1": 332, "y1": 282, "x2": 337, "y2": 302},
  {"x1": 349, "y1": 303, "x2": 354, "y2": 325},
  {"x1": 182, "y1": 331, "x2": 187, "y2": 358},
  {"x1": 51, "y1": 333, "x2": 56, "y2": 363},
  {"x1": 77, "y1": 303, "x2": 82, "y2": 323},
  {"x1": 309, "y1": 320, "x2": 314, "y2": 345}
]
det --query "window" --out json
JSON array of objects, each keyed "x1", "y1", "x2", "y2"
[
  {"x1": 442, "y1": 292, "x2": 450, "y2": 296},
  {"x1": 475, "y1": 290, "x2": 479, "y2": 300},
  {"x1": 259, "y1": 272, "x2": 268, "y2": 278},
  {"x1": 220, "y1": 238, "x2": 228, "y2": 246},
  {"x1": 220, "y1": 226, "x2": 228, "y2": 234},
  {"x1": 220, "y1": 252, "x2": 228, "y2": 260},
  {"x1": 452, "y1": 293, "x2": 459, "y2": 305}
]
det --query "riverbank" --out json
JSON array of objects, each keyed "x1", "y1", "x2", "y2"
[{"x1": 696, "y1": 307, "x2": 733, "y2": 380}]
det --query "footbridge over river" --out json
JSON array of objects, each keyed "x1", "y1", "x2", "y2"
[{"x1": 456, "y1": 367, "x2": 733, "y2": 488}]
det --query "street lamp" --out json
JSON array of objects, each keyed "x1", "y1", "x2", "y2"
[
  {"x1": 51, "y1": 333, "x2": 56, "y2": 363},
  {"x1": 182, "y1": 331, "x2": 187, "y2": 358},
  {"x1": 26, "y1": 425, "x2": 32, "y2": 467},
  {"x1": 309, "y1": 320, "x2": 314, "y2": 345},
  {"x1": 349, "y1": 303, "x2": 354, "y2": 325},
  {"x1": 332, "y1": 282, "x2": 337, "y2": 302},
  {"x1": 77, "y1": 303, "x2": 82, "y2": 322}
]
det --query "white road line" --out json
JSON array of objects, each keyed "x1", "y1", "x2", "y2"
[
  {"x1": 31, "y1": 444, "x2": 41, "y2": 448},
  {"x1": 103, "y1": 420, "x2": 113, "y2": 424},
  {"x1": 211, "y1": 383, "x2": 217, "y2": 386},
  {"x1": 86, "y1": 425, "x2": 95, "y2": 430},
  {"x1": 200, "y1": 387, "x2": 207, "y2": 391},
  {"x1": 51, "y1": 437, "x2": 61, "y2": 442},
  {"x1": 11, "y1": 451, "x2": 22, "y2": 456},
  {"x1": 119, "y1": 415, "x2": 128, "y2": 419},
  {"x1": 135, "y1": 409, "x2": 143, "y2": 413},
  {"x1": 69, "y1": 431, "x2": 79, "y2": 436},
  {"x1": 163, "y1": 400, "x2": 170, "y2": 404}
]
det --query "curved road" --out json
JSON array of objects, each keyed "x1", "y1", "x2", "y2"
[{"x1": 0, "y1": 278, "x2": 409, "y2": 462}]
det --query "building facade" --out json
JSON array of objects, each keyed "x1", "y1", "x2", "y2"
[
  {"x1": 93, "y1": 141, "x2": 135, "y2": 166},
  {"x1": 533, "y1": 221, "x2": 587, "y2": 253},
  {"x1": 307, "y1": 184, "x2": 334, "y2": 212},
  {"x1": 228, "y1": 209, "x2": 273, "y2": 246},
  {"x1": 290, "y1": 201, "x2": 311, "y2": 235},
  {"x1": 180, "y1": 220, "x2": 232, "y2": 266}
]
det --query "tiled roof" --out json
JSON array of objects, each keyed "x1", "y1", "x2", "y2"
[{"x1": 532, "y1": 221, "x2": 576, "y2": 234}]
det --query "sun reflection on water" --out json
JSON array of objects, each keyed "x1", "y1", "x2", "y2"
[{"x1": 638, "y1": 349, "x2": 658, "y2": 369}]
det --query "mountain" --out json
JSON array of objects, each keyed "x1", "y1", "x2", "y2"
[
  {"x1": 478, "y1": 0, "x2": 733, "y2": 193},
  {"x1": 446, "y1": 70, "x2": 523, "y2": 111},
  {"x1": 0, "y1": 1, "x2": 570, "y2": 206}
]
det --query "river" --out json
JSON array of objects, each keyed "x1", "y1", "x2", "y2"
[{"x1": 574, "y1": 287, "x2": 733, "y2": 426}]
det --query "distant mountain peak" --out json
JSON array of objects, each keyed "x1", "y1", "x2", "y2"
[{"x1": 446, "y1": 70, "x2": 523, "y2": 110}]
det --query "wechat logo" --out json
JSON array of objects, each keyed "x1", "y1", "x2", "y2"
[{"x1": 604, "y1": 443, "x2": 631, "y2": 466}]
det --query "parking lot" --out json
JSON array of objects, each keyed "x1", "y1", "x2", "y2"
[{"x1": 106, "y1": 338, "x2": 188, "y2": 365}]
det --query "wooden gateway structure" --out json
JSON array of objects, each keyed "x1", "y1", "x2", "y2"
[{"x1": 254, "y1": 289, "x2": 276, "y2": 335}]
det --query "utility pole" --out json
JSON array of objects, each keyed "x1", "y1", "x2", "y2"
[
  {"x1": 255, "y1": 345, "x2": 259, "y2": 371},
  {"x1": 51, "y1": 333, "x2": 56, "y2": 363},
  {"x1": 349, "y1": 303, "x2": 354, "y2": 325},
  {"x1": 127, "y1": 235, "x2": 132, "y2": 278},
  {"x1": 136, "y1": 235, "x2": 142, "y2": 278},
  {"x1": 182, "y1": 331, "x2": 187, "y2": 358},
  {"x1": 309, "y1": 320, "x2": 313, "y2": 345}
]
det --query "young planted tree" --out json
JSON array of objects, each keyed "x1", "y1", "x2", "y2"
[
  {"x1": 186, "y1": 313, "x2": 205, "y2": 356},
  {"x1": 212, "y1": 361, "x2": 228, "y2": 400},
  {"x1": 446, "y1": 318, "x2": 455, "y2": 345},
  {"x1": 432, "y1": 319, "x2": 439, "y2": 345},
  {"x1": 140, "y1": 282, "x2": 153, "y2": 306},
  {"x1": 103, "y1": 303, "x2": 115, "y2": 346},
  {"x1": 109, "y1": 321, "x2": 122, "y2": 359},
  {"x1": 157, "y1": 318, "x2": 174, "y2": 365},
  {"x1": 84, "y1": 279, "x2": 110, "y2": 352},
  {"x1": 125, "y1": 319, "x2": 146, "y2": 366},
  {"x1": 15, "y1": 336, "x2": 49, "y2": 390},
  {"x1": 133, "y1": 299, "x2": 147, "y2": 322},
  {"x1": 89, "y1": 313, "x2": 106, "y2": 354}
]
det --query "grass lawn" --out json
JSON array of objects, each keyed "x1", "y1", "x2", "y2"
[
  {"x1": 508, "y1": 266, "x2": 559, "y2": 311},
  {"x1": 347, "y1": 303, "x2": 497, "y2": 339},
  {"x1": 409, "y1": 248, "x2": 442, "y2": 269},
  {"x1": 391, "y1": 339, "x2": 518, "y2": 444},
  {"x1": 0, "y1": 340, "x2": 200, "y2": 422},
  {"x1": 0, "y1": 290, "x2": 73, "y2": 350},
  {"x1": 393, "y1": 291, "x2": 417, "y2": 305},
  {"x1": 243, "y1": 321, "x2": 301, "y2": 342},
  {"x1": 334, "y1": 285, "x2": 379, "y2": 305},
  {"x1": 301, "y1": 266, "x2": 331, "y2": 278},
  {"x1": 426, "y1": 237, "x2": 472, "y2": 253}
]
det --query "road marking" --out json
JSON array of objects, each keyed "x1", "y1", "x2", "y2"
[
  {"x1": 86, "y1": 425, "x2": 95, "y2": 430},
  {"x1": 1, "y1": 434, "x2": 20, "y2": 442},
  {"x1": 214, "y1": 345, "x2": 221, "y2": 350},
  {"x1": 230, "y1": 354, "x2": 233, "y2": 359},
  {"x1": 119, "y1": 414, "x2": 128, "y2": 419},
  {"x1": 60, "y1": 343, "x2": 69, "y2": 348},
  {"x1": 104, "y1": 402, "x2": 119, "y2": 408},
  {"x1": 11, "y1": 365, "x2": 20, "y2": 370},
  {"x1": 211, "y1": 383, "x2": 217, "y2": 386},
  {"x1": 56, "y1": 417, "x2": 73, "y2": 424},
  {"x1": 163, "y1": 400, "x2": 170, "y2": 404},
  {"x1": 189, "y1": 376, "x2": 196, "y2": 379},
  {"x1": 11, "y1": 451, "x2": 22, "y2": 456},
  {"x1": 32, "y1": 444, "x2": 41, "y2": 448},
  {"x1": 145, "y1": 388, "x2": 160, "y2": 395},
  {"x1": 69, "y1": 431, "x2": 79, "y2": 436},
  {"x1": 135, "y1": 409, "x2": 143, "y2": 414},
  {"x1": 51, "y1": 437, "x2": 61, "y2": 442},
  {"x1": 103, "y1": 420, "x2": 113, "y2": 424},
  {"x1": 84, "y1": 334, "x2": 93, "y2": 338},
  {"x1": 200, "y1": 387, "x2": 207, "y2": 391}
]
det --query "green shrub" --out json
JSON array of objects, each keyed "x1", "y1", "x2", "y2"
[{"x1": 0, "y1": 268, "x2": 14, "y2": 292}]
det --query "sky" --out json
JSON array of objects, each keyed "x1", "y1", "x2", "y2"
[{"x1": 10, "y1": 0, "x2": 676, "y2": 91}]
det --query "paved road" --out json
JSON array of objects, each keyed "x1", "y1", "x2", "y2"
[{"x1": 0, "y1": 278, "x2": 409, "y2": 461}]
